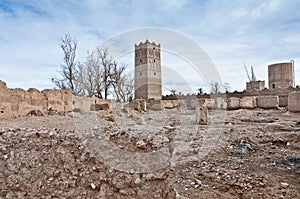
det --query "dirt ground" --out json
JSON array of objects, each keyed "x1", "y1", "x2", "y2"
[{"x1": 0, "y1": 106, "x2": 299, "y2": 198}]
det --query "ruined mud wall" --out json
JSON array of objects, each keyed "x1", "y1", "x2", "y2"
[
  {"x1": 72, "y1": 96, "x2": 116, "y2": 113},
  {"x1": 0, "y1": 80, "x2": 72, "y2": 118},
  {"x1": 0, "y1": 80, "x2": 117, "y2": 118},
  {"x1": 161, "y1": 95, "x2": 280, "y2": 111},
  {"x1": 288, "y1": 91, "x2": 300, "y2": 112},
  {"x1": 162, "y1": 86, "x2": 300, "y2": 111}
]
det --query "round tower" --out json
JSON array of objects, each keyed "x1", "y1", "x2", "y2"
[{"x1": 268, "y1": 62, "x2": 294, "y2": 89}]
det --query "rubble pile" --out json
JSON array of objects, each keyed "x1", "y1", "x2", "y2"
[
  {"x1": 0, "y1": 107, "x2": 299, "y2": 198},
  {"x1": 0, "y1": 127, "x2": 175, "y2": 198}
]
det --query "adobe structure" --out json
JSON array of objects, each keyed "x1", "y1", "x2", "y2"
[
  {"x1": 0, "y1": 80, "x2": 115, "y2": 118},
  {"x1": 268, "y1": 62, "x2": 294, "y2": 89},
  {"x1": 246, "y1": 80, "x2": 265, "y2": 91},
  {"x1": 134, "y1": 40, "x2": 162, "y2": 100}
]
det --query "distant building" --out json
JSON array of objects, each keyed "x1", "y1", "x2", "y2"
[
  {"x1": 246, "y1": 80, "x2": 265, "y2": 91},
  {"x1": 268, "y1": 62, "x2": 294, "y2": 89},
  {"x1": 134, "y1": 40, "x2": 162, "y2": 99}
]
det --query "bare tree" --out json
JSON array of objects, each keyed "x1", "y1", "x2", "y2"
[
  {"x1": 210, "y1": 81, "x2": 220, "y2": 94},
  {"x1": 81, "y1": 50, "x2": 103, "y2": 98},
  {"x1": 78, "y1": 48, "x2": 111, "y2": 99},
  {"x1": 197, "y1": 87, "x2": 204, "y2": 95},
  {"x1": 96, "y1": 47, "x2": 112, "y2": 99},
  {"x1": 110, "y1": 61, "x2": 126, "y2": 102},
  {"x1": 123, "y1": 74, "x2": 134, "y2": 102},
  {"x1": 223, "y1": 82, "x2": 231, "y2": 92},
  {"x1": 52, "y1": 33, "x2": 81, "y2": 94},
  {"x1": 170, "y1": 89, "x2": 177, "y2": 96},
  {"x1": 53, "y1": 36, "x2": 130, "y2": 100},
  {"x1": 77, "y1": 54, "x2": 97, "y2": 97},
  {"x1": 78, "y1": 47, "x2": 130, "y2": 100}
]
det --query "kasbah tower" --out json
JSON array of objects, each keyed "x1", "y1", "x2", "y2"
[{"x1": 134, "y1": 40, "x2": 162, "y2": 100}]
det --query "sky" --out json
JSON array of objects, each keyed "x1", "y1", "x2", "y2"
[{"x1": 0, "y1": 0, "x2": 300, "y2": 95}]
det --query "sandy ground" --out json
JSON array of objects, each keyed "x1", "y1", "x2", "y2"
[{"x1": 0, "y1": 107, "x2": 299, "y2": 198}]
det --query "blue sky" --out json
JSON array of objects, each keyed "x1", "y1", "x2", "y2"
[{"x1": 0, "y1": 0, "x2": 300, "y2": 94}]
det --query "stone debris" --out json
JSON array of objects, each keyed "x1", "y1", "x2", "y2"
[
  {"x1": 136, "y1": 140, "x2": 147, "y2": 149},
  {"x1": 281, "y1": 182, "x2": 289, "y2": 188},
  {"x1": 0, "y1": 127, "x2": 175, "y2": 198},
  {"x1": 0, "y1": 106, "x2": 299, "y2": 199},
  {"x1": 90, "y1": 183, "x2": 96, "y2": 190}
]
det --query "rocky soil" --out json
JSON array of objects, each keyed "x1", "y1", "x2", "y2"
[{"x1": 0, "y1": 106, "x2": 299, "y2": 198}]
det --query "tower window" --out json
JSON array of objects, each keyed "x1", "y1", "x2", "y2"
[
  {"x1": 154, "y1": 72, "x2": 156, "y2": 76},
  {"x1": 272, "y1": 84, "x2": 275, "y2": 88},
  {"x1": 140, "y1": 72, "x2": 142, "y2": 76},
  {"x1": 153, "y1": 47, "x2": 155, "y2": 50},
  {"x1": 140, "y1": 59, "x2": 142, "y2": 63},
  {"x1": 153, "y1": 59, "x2": 155, "y2": 63}
]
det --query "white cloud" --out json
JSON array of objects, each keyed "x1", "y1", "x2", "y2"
[{"x1": 0, "y1": 0, "x2": 300, "y2": 92}]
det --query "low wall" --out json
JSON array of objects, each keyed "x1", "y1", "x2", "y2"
[
  {"x1": 288, "y1": 91, "x2": 300, "y2": 112},
  {"x1": 2, "y1": 78, "x2": 300, "y2": 117},
  {"x1": 240, "y1": 97, "x2": 257, "y2": 109},
  {"x1": 160, "y1": 96, "x2": 282, "y2": 111},
  {"x1": 215, "y1": 97, "x2": 227, "y2": 110},
  {"x1": 72, "y1": 96, "x2": 116, "y2": 113},
  {"x1": 0, "y1": 81, "x2": 72, "y2": 118},
  {"x1": 279, "y1": 95, "x2": 288, "y2": 107},
  {"x1": 72, "y1": 96, "x2": 93, "y2": 113},
  {"x1": 0, "y1": 80, "x2": 114, "y2": 118},
  {"x1": 256, "y1": 96, "x2": 279, "y2": 109},
  {"x1": 227, "y1": 97, "x2": 240, "y2": 110},
  {"x1": 189, "y1": 98, "x2": 216, "y2": 110}
]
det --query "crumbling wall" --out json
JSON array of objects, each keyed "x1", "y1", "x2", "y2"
[
  {"x1": 188, "y1": 98, "x2": 216, "y2": 110},
  {"x1": 279, "y1": 95, "x2": 288, "y2": 107},
  {"x1": 43, "y1": 89, "x2": 64, "y2": 112},
  {"x1": 215, "y1": 97, "x2": 227, "y2": 110},
  {"x1": 73, "y1": 96, "x2": 116, "y2": 113},
  {"x1": 72, "y1": 96, "x2": 93, "y2": 113},
  {"x1": 161, "y1": 100, "x2": 180, "y2": 109},
  {"x1": 288, "y1": 91, "x2": 300, "y2": 112},
  {"x1": 0, "y1": 81, "x2": 11, "y2": 117},
  {"x1": 227, "y1": 97, "x2": 240, "y2": 110},
  {"x1": 94, "y1": 98, "x2": 116, "y2": 111},
  {"x1": 240, "y1": 97, "x2": 257, "y2": 109},
  {"x1": 19, "y1": 88, "x2": 46, "y2": 116},
  {"x1": 62, "y1": 89, "x2": 73, "y2": 112},
  {"x1": 204, "y1": 98, "x2": 216, "y2": 110},
  {"x1": 0, "y1": 80, "x2": 72, "y2": 118},
  {"x1": 256, "y1": 96, "x2": 279, "y2": 109}
]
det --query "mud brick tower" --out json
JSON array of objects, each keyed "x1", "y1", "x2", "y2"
[{"x1": 134, "y1": 40, "x2": 162, "y2": 99}]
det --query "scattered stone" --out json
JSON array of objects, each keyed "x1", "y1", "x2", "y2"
[
  {"x1": 151, "y1": 135, "x2": 169, "y2": 148},
  {"x1": 134, "y1": 176, "x2": 142, "y2": 185},
  {"x1": 90, "y1": 183, "x2": 96, "y2": 190},
  {"x1": 110, "y1": 131, "x2": 119, "y2": 136},
  {"x1": 163, "y1": 126, "x2": 176, "y2": 131},
  {"x1": 235, "y1": 146, "x2": 247, "y2": 154},
  {"x1": 281, "y1": 182, "x2": 289, "y2": 188},
  {"x1": 245, "y1": 143, "x2": 254, "y2": 151},
  {"x1": 136, "y1": 140, "x2": 147, "y2": 149},
  {"x1": 53, "y1": 170, "x2": 61, "y2": 177}
]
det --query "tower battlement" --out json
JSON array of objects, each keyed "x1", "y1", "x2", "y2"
[{"x1": 135, "y1": 39, "x2": 161, "y2": 47}]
